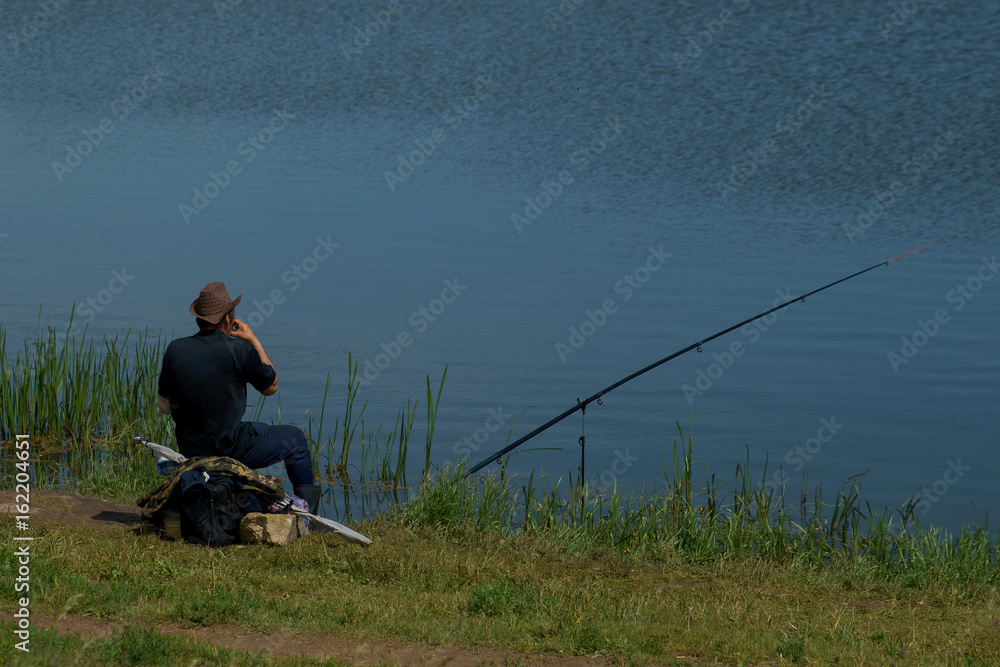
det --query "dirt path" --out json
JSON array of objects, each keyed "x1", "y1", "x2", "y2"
[
  {"x1": 0, "y1": 489, "x2": 144, "y2": 531},
  {"x1": 2, "y1": 491, "x2": 615, "y2": 666},
  {"x1": 32, "y1": 612, "x2": 614, "y2": 666}
]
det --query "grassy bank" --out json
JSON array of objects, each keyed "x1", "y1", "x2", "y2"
[
  {"x1": 1, "y1": 479, "x2": 999, "y2": 665},
  {"x1": 2, "y1": 324, "x2": 999, "y2": 664}
]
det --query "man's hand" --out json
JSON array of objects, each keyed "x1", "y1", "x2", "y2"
[
  {"x1": 227, "y1": 318, "x2": 257, "y2": 342},
  {"x1": 228, "y1": 317, "x2": 278, "y2": 395},
  {"x1": 157, "y1": 393, "x2": 172, "y2": 415}
]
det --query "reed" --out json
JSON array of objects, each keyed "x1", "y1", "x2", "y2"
[
  {"x1": 424, "y1": 364, "x2": 447, "y2": 479},
  {"x1": 303, "y1": 372, "x2": 332, "y2": 478},
  {"x1": 0, "y1": 319, "x2": 171, "y2": 495},
  {"x1": 336, "y1": 355, "x2": 366, "y2": 478},
  {"x1": 396, "y1": 398, "x2": 417, "y2": 487},
  {"x1": 0, "y1": 319, "x2": 170, "y2": 443},
  {"x1": 362, "y1": 397, "x2": 419, "y2": 488}
]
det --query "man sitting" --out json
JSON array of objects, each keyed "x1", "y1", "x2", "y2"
[{"x1": 156, "y1": 281, "x2": 320, "y2": 513}]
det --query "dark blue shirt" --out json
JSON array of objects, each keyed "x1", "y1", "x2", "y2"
[{"x1": 157, "y1": 329, "x2": 276, "y2": 458}]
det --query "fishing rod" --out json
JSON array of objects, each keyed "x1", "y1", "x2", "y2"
[{"x1": 465, "y1": 242, "x2": 942, "y2": 478}]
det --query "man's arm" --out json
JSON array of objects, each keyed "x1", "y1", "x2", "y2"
[
  {"x1": 229, "y1": 318, "x2": 278, "y2": 396},
  {"x1": 157, "y1": 393, "x2": 171, "y2": 415}
]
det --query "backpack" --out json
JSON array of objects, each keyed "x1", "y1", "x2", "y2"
[
  {"x1": 178, "y1": 471, "x2": 245, "y2": 546},
  {"x1": 138, "y1": 456, "x2": 285, "y2": 546}
]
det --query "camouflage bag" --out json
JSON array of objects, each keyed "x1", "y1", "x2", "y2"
[{"x1": 137, "y1": 456, "x2": 285, "y2": 523}]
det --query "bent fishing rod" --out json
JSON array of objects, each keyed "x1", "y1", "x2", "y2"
[{"x1": 465, "y1": 242, "x2": 942, "y2": 478}]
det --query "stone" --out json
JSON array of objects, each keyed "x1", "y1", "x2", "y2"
[{"x1": 239, "y1": 512, "x2": 309, "y2": 546}]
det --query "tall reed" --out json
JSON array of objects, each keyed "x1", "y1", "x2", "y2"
[
  {"x1": 337, "y1": 354, "x2": 366, "y2": 477},
  {"x1": 424, "y1": 365, "x2": 447, "y2": 479},
  {"x1": 0, "y1": 320, "x2": 171, "y2": 444},
  {"x1": 0, "y1": 319, "x2": 170, "y2": 495}
]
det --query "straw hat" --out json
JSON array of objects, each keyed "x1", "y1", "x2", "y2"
[{"x1": 189, "y1": 282, "x2": 241, "y2": 324}]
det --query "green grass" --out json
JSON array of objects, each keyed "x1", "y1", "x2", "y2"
[
  {"x1": 1, "y1": 501, "x2": 998, "y2": 665},
  {"x1": 404, "y1": 462, "x2": 1000, "y2": 598},
  {"x1": 468, "y1": 579, "x2": 539, "y2": 617},
  {"x1": 2, "y1": 323, "x2": 999, "y2": 664}
]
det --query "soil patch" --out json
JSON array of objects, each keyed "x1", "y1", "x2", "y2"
[
  {"x1": 0, "y1": 489, "x2": 142, "y2": 532},
  {"x1": 34, "y1": 613, "x2": 613, "y2": 666}
]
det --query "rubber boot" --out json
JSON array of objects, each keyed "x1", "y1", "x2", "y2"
[{"x1": 293, "y1": 484, "x2": 321, "y2": 515}]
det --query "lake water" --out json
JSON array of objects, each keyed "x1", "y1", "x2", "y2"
[{"x1": 1, "y1": 0, "x2": 997, "y2": 530}]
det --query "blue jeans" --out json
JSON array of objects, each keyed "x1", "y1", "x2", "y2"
[{"x1": 236, "y1": 421, "x2": 314, "y2": 486}]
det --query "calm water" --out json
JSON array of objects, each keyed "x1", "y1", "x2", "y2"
[{"x1": 1, "y1": 1, "x2": 997, "y2": 529}]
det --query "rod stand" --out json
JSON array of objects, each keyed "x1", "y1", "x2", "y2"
[{"x1": 578, "y1": 399, "x2": 586, "y2": 486}]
